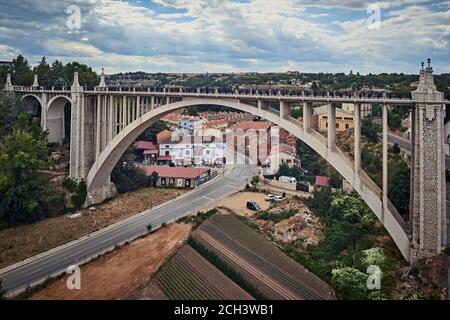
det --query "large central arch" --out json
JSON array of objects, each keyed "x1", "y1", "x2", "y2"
[{"x1": 86, "y1": 97, "x2": 411, "y2": 260}]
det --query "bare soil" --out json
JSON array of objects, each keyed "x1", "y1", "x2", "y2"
[
  {"x1": 30, "y1": 223, "x2": 191, "y2": 300},
  {"x1": 0, "y1": 188, "x2": 187, "y2": 269},
  {"x1": 212, "y1": 192, "x2": 270, "y2": 217}
]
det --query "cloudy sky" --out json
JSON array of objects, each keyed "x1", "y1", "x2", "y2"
[{"x1": 0, "y1": 0, "x2": 449, "y2": 74}]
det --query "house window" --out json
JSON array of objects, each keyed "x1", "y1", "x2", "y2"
[
  {"x1": 206, "y1": 150, "x2": 210, "y2": 155},
  {"x1": 335, "y1": 123, "x2": 339, "y2": 129},
  {"x1": 165, "y1": 151, "x2": 170, "y2": 156},
  {"x1": 186, "y1": 150, "x2": 190, "y2": 155},
  {"x1": 161, "y1": 178, "x2": 166, "y2": 186},
  {"x1": 345, "y1": 123, "x2": 350, "y2": 129},
  {"x1": 169, "y1": 178, "x2": 174, "y2": 186},
  {"x1": 185, "y1": 179, "x2": 191, "y2": 187}
]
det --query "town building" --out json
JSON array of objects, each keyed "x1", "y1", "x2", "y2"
[
  {"x1": 179, "y1": 116, "x2": 204, "y2": 132},
  {"x1": 341, "y1": 103, "x2": 372, "y2": 119},
  {"x1": 312, "y1": 105, "x2": 355, "y2": 133},
  {"x1": 142, "y1": 165, "x2": 212, "y2": 188},
  {"x1": 158, "y1": 130, "x2": 226, "y2": 166},
  {"x1": 134, "y1": 140, "x2": 158, "y2": 164}
]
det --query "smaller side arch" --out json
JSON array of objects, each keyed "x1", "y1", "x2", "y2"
[{"x1": 46, "y1": 95, "x2": 72, "y2": 144}]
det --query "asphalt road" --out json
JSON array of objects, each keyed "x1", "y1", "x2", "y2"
[
  {"x1": 0, "y1": 163, "x2": 256, "y2": 296},
  {"x1": 379, "y1": 132, "x2": 450, "y2": 168}
]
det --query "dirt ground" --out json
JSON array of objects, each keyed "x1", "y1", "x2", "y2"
[
  {"x1": 212, "y1": 192, "x2": 270, "y2": 217},
  {"x1": 30, "y1": 223, "x2": 191, "y2": 300},
  {"x1": 0, "y1": 188, "x2": 187, "y2": 269}
]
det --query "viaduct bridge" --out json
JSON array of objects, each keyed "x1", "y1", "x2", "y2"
[{"x1": 3, "y1": 63, "x2": 449, "y2": 262}]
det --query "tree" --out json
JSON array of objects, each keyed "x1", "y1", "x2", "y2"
[
  {"x1": 11, "y1": 55, "x2": 33, "y2": 86},
  {"x1": 290, "y1": 107, "x2": 303, "y2": 119},
  {"x1": 137, "y1": 120, "x2": 168, "y2": 143},
  {"x1": 33, "y1": 57, "x2": 51, "y2": 87},
  {"x1": 361, "y1": 119, "x2": 380, "y2": 143},
  {"x1": 151, "y1": 171, "x2": 159, "y2": 187},
  {"x1": 329, "y1": 192, "x2": 376, "y2": 265},
  {"x1": 50, "y1": 60, "x2": 67, "y2": 87},
  {"x1": 251, "y1": 175, "x2": 260, "y2": 190},
  {"x1": 331, "y1": 267, "x2": 368, "y2": 300},
  {"x1": 361, "y1": 248, "x2": 385, "y2": 269},
  {"x1": 388, "y1": 161, "x2": 410, "y2": 215},
  {"x1": 0, "y1": 93, "x2": 28, "y2": 141},
  {"x1": 307, "y1": 186, "x2": 332, "y2": 217},
  {"x1": 392, "y1": 143, "x2": 400, "y2": 155},
  {"x1": 0, "y1": 129, "x2": 51, "y2": 225}
]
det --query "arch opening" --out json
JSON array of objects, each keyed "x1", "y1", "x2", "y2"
[
  {"x1": 85, "y1": 97, "x2": 410, "y2": 260},
  {"x1": 22, "y1": 95, "x2": 43, "y2": 126},
  {"x1": 47, "y1": 96, "x2": 72, "y2": 145}
]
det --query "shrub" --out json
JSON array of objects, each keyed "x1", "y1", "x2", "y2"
[
  {"x1": 361, "y1": 248, "x2": 386, "y2": 269},
  {"x1": 331, "y1": 267, "x2": 368, "y2": 300}
]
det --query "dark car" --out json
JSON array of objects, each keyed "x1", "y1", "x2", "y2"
[{"x1": 246, "y1": 200, "x2": 261, "y2": 211}]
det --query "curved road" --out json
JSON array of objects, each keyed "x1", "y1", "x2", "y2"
[{"x1": 0, "y1": 164, "x2": 256, "y2": 296}]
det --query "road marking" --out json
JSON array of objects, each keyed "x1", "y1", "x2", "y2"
[{"x1": 202, "y1": 196, "x2": 214, "y2": 201}]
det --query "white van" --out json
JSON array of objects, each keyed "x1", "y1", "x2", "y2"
[{"x1": 279, "y1": 176, "x2": 297, "y2": 184}]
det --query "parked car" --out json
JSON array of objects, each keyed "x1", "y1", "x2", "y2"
[
  {"x1": 273, "y1": 195, "x2": 284, "y2": 202},
  {"x1": 265, "y1": 194, "x2": 276, "y2": 201},
  {"x1": 246, "y1": 200, "x2": 261, "y2": 211}
]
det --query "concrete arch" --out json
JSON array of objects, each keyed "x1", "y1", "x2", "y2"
[
  {"x1": 21, "y1": 94, "x2": 43, "y2": 118},
  {"x1": 86, "y1": 97, "x2": 411, "y2": 260},
  {"x1": 47, "y1": 95, "x2": 72, "y2": 111},
  {"x1": 47, "y1": 96, "x2": 72, "y2": 144}
]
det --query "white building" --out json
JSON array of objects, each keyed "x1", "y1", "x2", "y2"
[
  {"x1": 178, "y1": 117, "x2": 204, "y2": 132},
  {"x1": 159, "y1": 133, "x2": 226, "y2": 166}
]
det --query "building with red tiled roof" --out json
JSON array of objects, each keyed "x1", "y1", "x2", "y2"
[
  {"x1": 231, "y1": 121, "x2": 273, "y2": 131},
  {"x1": 157, "y1": 129, "x2": 174, "y2": 145},
  {"x1": 134, "y1": 141, "x2": 158, "y2": 151},
  {"x1": 141, "y1": 165, "x2": 212, "y2": 188}
]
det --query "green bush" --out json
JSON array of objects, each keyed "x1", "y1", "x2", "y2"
[
  {"x1": 331, "y1": 267, "x2": 368, "y2": 300},
  {"x1": 257, "y1": 208, "x2": 298, "y2": 223},
  {"x1": 111, "y1": 163, "x2": 150, "y2": 194}
]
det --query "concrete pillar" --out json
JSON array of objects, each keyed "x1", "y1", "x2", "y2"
[
  {"x1": 280, "y1": 100, "x2": 289, "y2": 119},
  {"x1": 354, "y1": 103, "x2": 361, "y2": 174},
  {"x1": 166, "y1": 96, "x2": 170, "y2": 105},
  {"x1": 80, "y1": 95, "x2": 86, "y2": 178},
  {"x1": 410, "y1": 64, "x2": 447, "y2": 260},
  {"x1": 327, "y1": 103, "x2": 336, "y2": 150},
  {"x1": 32, "y1": 74, "x2": 39, "y2": 87},
  {"x1": 150, "y1": 96, "x2": 155, "y2": 110},
  {"x1": 69, "y1": 72, "x2": 83, "y2": 179},
  {"x1": 108, "y1": 95, "x2": 114, "y2": 143},
  {"x1": 122, "y1": 95, "x2": 127, "y2": 129},
  {"x1": 127, "y1": 96, "x2": 131, "y2": 125},
  {"x1": 102, "y1": 95, "x2": 107, "y2": 150},
  {"x1": 131, "y1": 97, "x2": 135, "y2": 122},
  {"x1": 382, "y1": 103, "x2": 389, "y2": 223},
  {"x1": 96, "y1": 95, "x2": 101, "y2": 159},
  {"x1": 137, "y1": 95, "x2": 141, "y2": 119},
  {"x1": 303, "y1": 102, "x2": 312, "y2": 132}
]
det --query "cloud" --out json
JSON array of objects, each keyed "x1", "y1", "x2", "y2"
[{"x1": 0, "y1": 0, "x2": 448, "y2": 74}]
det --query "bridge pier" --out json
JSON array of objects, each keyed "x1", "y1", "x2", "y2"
[
  {"x1": 410, "y1": 63, "x2": 447, "y2": 261},
  {"x1": 327, "y1": 103, "x2": 336, "y2": 151}
]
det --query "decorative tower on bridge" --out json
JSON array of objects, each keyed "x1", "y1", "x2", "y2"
[{"x1": 410, "y1": 59, "x2": 447, "y2": 261}]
